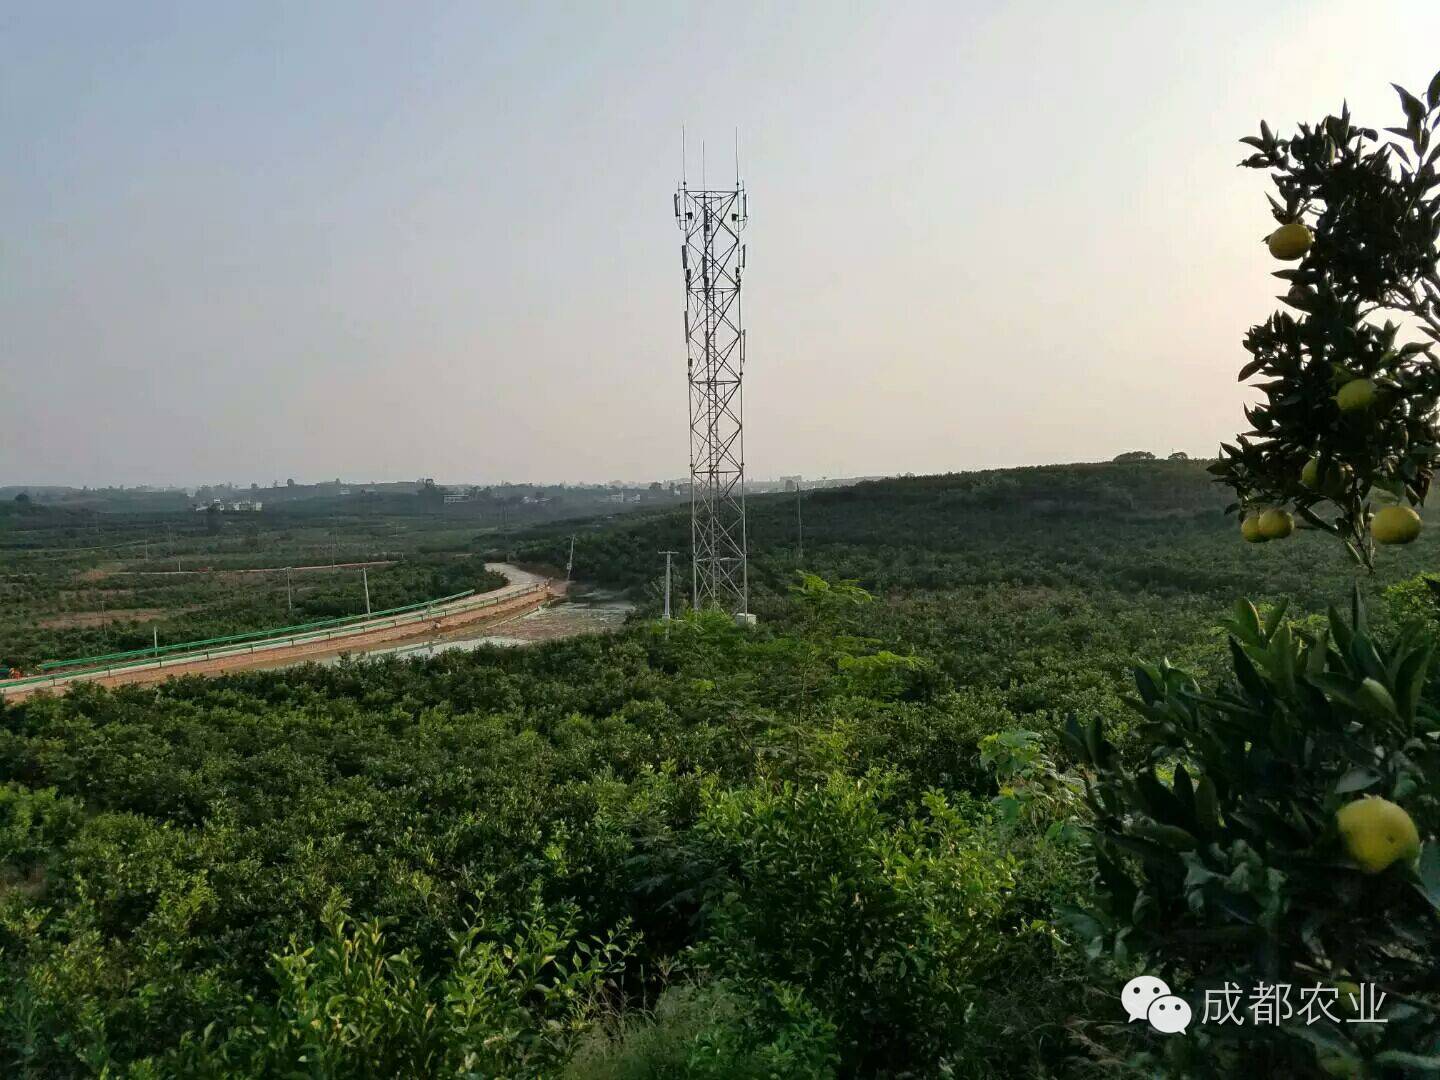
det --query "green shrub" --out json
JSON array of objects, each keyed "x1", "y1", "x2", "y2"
[
  {"x1": 692, "y1": 771, "x2": 1014, "y2": 1076},
  {"x1": 0, "y1": 785, "x2": 84, "y2": 875},
  {"x1": 565, "y1": 979, "x2": 838, "y2": 1080},
  {"x1": 174, "y1": 898, "x2": 633, "y2": 1078},
  {"x1": 1063, "y1": 593, "x2": 1440, "y2": 1075}
]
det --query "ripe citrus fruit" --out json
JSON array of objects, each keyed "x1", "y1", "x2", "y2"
[
  {"x1": 1336, "y1": 796, "x2": 1421, "y2": 874},
  {"x1": 1240, "y1": 515, "x2": 1267, "y2": 543},
  {"x1": 1331, "y1": 981, "x2": 1364, "y2": 1022},
  {"x1": 1334, "y1": 980, "x2": 1361, "y2": 1004},
  {"x1": 1257, "y1": 509, "x2": 1294, "y2": 540},
  {"x1": 1300, "y1": 457, "x2": 1352, "y2": 495},
  {"x1": 1268, "y1": 222, "x2": 1313, "y2": 260},
  {"x1": 1371, "y1": 505, "x2": 1421, "y2": 545},
  {"x1": 1334, "y1": 378, "x2": 1377, "y2": 412}
]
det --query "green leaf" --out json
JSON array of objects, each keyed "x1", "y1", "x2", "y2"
[
  {"x1": 1104, "y1": 832, "x2": 1177, "y2": 864},
  {"x1": 1411, "y1": 843, "x2": 1440, "y2": 913},
  {"x1": 1291, "y1": 1022, "x2": 1360, "y2": 1061},
  {"x1": 1134, "y1": 664, "x2": 1160, "y2": 704},
  {"x1": 1333, "y1": 767, "x2": 1379, "y2": 795},
  {"x1": 1231, "y1": 598, "x2": 1263, "y2": 645},
  {"x1": 1194, "y1": 776, "x2": 1221, "y2": 833},
  {"x1": 1356, "y1": 677, "x2": 1398, "y2": 719},
  {"x1": 1328, "y1": 605, "x2": 1354, "y2": 661},
  {"x1": 1082, "y1": 717, "x2": 1110, "y2": 771},
  {"x1": 1229, "y1": 637, "x2": 1268, "y2": 700},
  {"x1": 1261, "y1": 601, "x2": 1289, "y2": 639},
  {"x1": 1394, "y1": 83, "x2": 1427, "y2": 126},
  {"x1": 1172, "y1": 763, "x2": 1195, "y2": 817},
  {"x1": 1394, "y1": 642, "x2": 1433, "y2": 720},
  {"x1": 1127, "y1": 822, "x2": 1198, "y2": 851},
  {"x1": 1371, "y1": 475, "x2": 1407, "y2": 500},
  {"x1": 1182, "y1": 850, "x2": 1222, "y2": 887},
  {"x1": 1307, "y1": 673, "x2": 1360, "y2": 709},
  {"x1": 1373, "y1": 1051, "x2": 1440, "y2": 1073},
  {"x1": 1237, "y1": 356, "x2": 1268, "y2": 381}
]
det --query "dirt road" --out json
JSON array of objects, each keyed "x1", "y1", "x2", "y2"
[{"x1": 101, "y1": 559, "x2": 398, "y2": 577}]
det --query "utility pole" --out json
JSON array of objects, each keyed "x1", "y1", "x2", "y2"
[
  {"x1": 796, "y1": 481, "x2": 804, "y2": 564},
  {"x1": 660, "y1": 550, "x2": 678, "y2": 620},
  {"x1": 362, "y1": 567, "x2": 371, "y2": 616},
  {"x1": 286, "y1": 567, "x2": 293, "y2": 615},
  {"x1": 153, "y1": 626, "x2": 158, "y2": 652},
  {"x1": 566, "y1": 535, "x2": 575, "y2": 584}
]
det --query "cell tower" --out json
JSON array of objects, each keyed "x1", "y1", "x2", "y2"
[{"x1": 674, "y1": 140, "x2": 749, "y2": 613}]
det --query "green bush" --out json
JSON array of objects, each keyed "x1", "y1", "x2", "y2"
[
  {"x1": 692, "y1": 771, "x2": 1015, "y2": 1076},
  {"x1": 174, "y1": 898, "x2": 633, "y2": 1078},
  {"x1": 0, "y1": 785, "x2": 84, "y2": 874},
  {"x1": 565, "y1": 979, "x2": 839, "y2": 1080},
  {"x1": 1063, "y1": 593, "x2": 1440, "y2": 1075}
]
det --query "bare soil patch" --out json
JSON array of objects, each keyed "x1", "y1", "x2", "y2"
[{"x1": 38, "y1": 606, "x2": 198, "y2": 629}]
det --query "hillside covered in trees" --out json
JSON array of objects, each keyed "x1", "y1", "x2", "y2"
[
  {"x1": 513, "y1": 460, "x2": 1435, "y2": 616},
  {"x1": 3, "y1": 461, "x2": 1438, "y2": 1076}
]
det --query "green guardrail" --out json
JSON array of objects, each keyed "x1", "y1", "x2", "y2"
[
  {"x1": 37, "y1": 590, "x2": 477, "y2": 672},
  {"x1": 2, "y1": 585, "x2": 547, "y2": 692}
]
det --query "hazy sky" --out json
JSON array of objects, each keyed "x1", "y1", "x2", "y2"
[{"x1": 4, "y1": 2, "x2": 1439, "y2": 487}]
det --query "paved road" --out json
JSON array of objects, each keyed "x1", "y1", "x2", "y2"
[{"x1": 1, "y1": 564, "x2": 558, "y2": 700}]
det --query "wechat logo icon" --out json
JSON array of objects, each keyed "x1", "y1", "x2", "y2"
[{"x1": 1122, "y1": 975, "x2": 1192, "y2": 1034}]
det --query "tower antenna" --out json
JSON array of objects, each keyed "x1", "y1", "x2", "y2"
[{"x1": 674, "y1": 138, "x2": 750, "y2": 614}]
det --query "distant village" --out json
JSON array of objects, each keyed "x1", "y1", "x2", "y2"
[{"x1": 6, "y1": 472, "x2": 869, "y2": 512}]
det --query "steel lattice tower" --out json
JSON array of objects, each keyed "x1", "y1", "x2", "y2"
[{"x1": 674, "y1": 175, "x2": 749, "y2": 613}]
